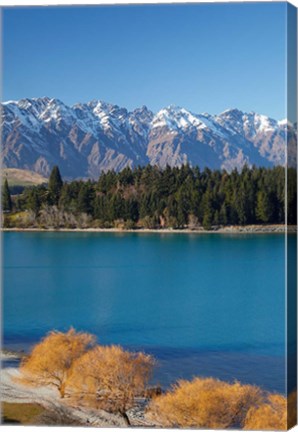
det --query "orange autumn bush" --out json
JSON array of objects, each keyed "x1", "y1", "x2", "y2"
[
  {"x1": 147, "y1": 377, "x2": 265, "y2": 429},
  {"x1": 16, "y1": 327, "x2": 291, "y2": 430},
  {"x1": 244, "y1": 393, "x2": 287, "y2": 430},
  {"x1": 67, "y1": 344, "x2": 155, "y2": 424},
  {"x1": 19, "y1": 328, "x2": 95, "y2": 397}
]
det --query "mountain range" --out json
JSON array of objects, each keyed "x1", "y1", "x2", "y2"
[{"x1": 1, "y1": 97, "x2": 296, "y2": 179}]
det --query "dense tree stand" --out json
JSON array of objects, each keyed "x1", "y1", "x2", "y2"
[{"x1": 4, "y1": 164, "x2": 296, "y2": 230}]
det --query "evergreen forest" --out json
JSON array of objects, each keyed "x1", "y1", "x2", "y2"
[{"x1": 2, "y1": 164, "x2": 297, "y2": 229}]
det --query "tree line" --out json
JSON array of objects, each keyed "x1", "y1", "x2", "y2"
[
  {"x1": 19, "y1": 328, "x2": 294, "y2": 429},
  {"x1": 2, "y1": 164, "x2": 297, "y2": 229}
]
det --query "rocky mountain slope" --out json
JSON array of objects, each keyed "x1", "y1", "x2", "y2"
[{"x1": 1, "y1": 97, "x2": 296, "y2": 179}]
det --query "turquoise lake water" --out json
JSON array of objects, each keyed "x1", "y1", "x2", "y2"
[{"x1": 3, "y1": 232, "x2": 287, "y2": 392}]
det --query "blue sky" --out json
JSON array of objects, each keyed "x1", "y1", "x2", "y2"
[{"x1": 2, "y1": 3, "x2": 287, "y2": 119}]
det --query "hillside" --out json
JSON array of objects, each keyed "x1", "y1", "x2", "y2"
[{"x1": 1, "y1": 168, "x2": 47, "y2": 187}]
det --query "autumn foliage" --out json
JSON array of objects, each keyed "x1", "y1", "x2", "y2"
[
  {"x1": 243, "y1": 393, "x2": 286, "y2": 430},
  {"x1": 19, "y1": 328, "x2": 95, "y2": 397},
  {"x1": 18, "y1": 329, "x2": 154, "y2": 425},
  {"x1": 18, "y1": 329, "x2": 291, "y2": 430},
  {"x1": 67, "y1": 345, "x2": 154, "y2": 424},
  {"x1": 147, "y1": 377, "x2": 277, "y2": 429}
]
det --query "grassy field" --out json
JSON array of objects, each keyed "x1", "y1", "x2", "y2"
[
  {"x1": 1, "y1": 402, "x2": 45, "y2": 425},
  {"x1": 1, "y1": 168, "x2": 47, "y2": 187}
]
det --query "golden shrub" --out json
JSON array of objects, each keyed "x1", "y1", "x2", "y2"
[
  {"x1": 19, "y1": 328, "x2": 95, "y2": 397},
  {"x1": 244, "y1": 393, "x2": 287, "y2": 430},
  {"x1": 147, "y1": 377, "x2": 265, "y2": 429},
  {"x1": 67, "y1": 345, "x2": 155, "y2": 424}
]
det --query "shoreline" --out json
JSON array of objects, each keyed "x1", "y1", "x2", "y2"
[
  {"x1": 1, "y1": 224, "x2": 295, "y2": 234},
  {"x1": 0, "y1": 367, "x2": 156, "y2": 427},
  {"x1": 0, "y1": 225, "x2": 297, "y2": 234}
]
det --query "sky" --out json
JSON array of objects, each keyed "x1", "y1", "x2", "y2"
[{"x1": 2, "y1": 2, "x2": 288, "y2": 119}]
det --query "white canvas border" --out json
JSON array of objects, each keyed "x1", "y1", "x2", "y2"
[{"x1": 0, "y1": 2, "x2": 297, "y2": 432}]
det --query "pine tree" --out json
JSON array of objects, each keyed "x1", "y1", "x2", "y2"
[
  {"x1": 77, "y1": 182, "x2": 95, "y2": 215},
  {"x1": 256, "y1": 191, "x2": 271, "y2": 223},
  {"x1": 94, "y1": 195, "x2": 106, "y2": 220},
  {"x1": 108, "y1": 194, "x2": 125, "y2": 220},
  {"x1": 202, "y1": 186, "x2": 214, "y2": 230},
  {"x1": 27, "y1": 189, "x2": 40, "y2": 216},
  {"x1": 235, "y1": 183, "x2": 248, "y2": 225},
  {"x1": 127, "y1": 199, "x2": 139, "y2": 222},
  {"x1": 2, "y1": 178, "x2": 12, "y2": 212},
  {"x1": 214, "y1": 210, "x2": 220, "y2": 226},
  {"x1": 48, "y1": 166, "x2": 63, "y2": 205},
  {"x1": 202, "y1": 210, "x2": 212, "y2": 230},
  {"x1": 140, "y1": 194, "x2": 151, "y2": 219},
  {"x1": 219, "y1": 203, "x2": 228, "y2": 225},
  {"x1": 176, "y1": 185, "x2": 191, "y2": 227}
]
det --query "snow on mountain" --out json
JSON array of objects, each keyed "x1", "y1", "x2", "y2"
[
  {"x1": 1, "y1": 98, "x2": 296, "y2": 179},
  {"x1": 215, "y1": 109, "x2": 289, "y2": 166}
]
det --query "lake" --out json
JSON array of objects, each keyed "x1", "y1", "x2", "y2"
[{"x1": 2, "y1": 231, "x2": 287, "y2": 393}]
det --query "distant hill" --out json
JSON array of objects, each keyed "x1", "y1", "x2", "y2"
[{"x1": 1, "y1": 168, "x2": 47, "y2": 188}]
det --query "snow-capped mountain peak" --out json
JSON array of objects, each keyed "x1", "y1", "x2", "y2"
[
  {"x1": 1, "y1": 97, "x2": 295, "y2": 179},
  {"x1": 152, "y1": 106, "x2": 203, "y2": 131}
]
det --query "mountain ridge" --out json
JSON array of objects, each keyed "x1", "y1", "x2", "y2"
[{"x1": 1, "y1": 97, "x2": 296, "y2": 179}]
